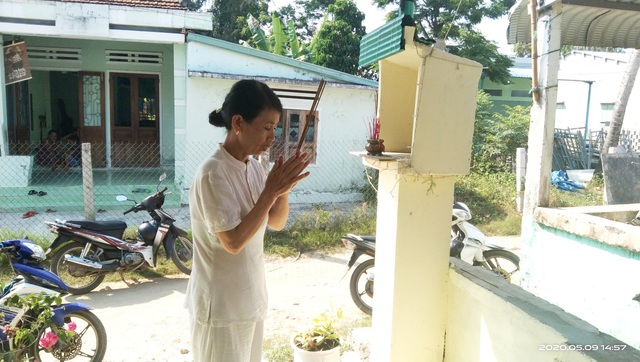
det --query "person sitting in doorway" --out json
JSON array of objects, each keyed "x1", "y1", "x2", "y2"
[
  {"x1": 35, "y1": 129, "x2": 78, "y2": 171},
  {"x1": 62, "y1": 133, "x2": 81, "y2": 167}
]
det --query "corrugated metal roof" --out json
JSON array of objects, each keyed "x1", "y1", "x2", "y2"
[
  {"x1": 508, "y1": 0, "x2": 640, "y2": 48},
  {"x1": 359, "y1": 16, "x2": 404, "y2": 67},
  {"x1": 52, "y1": 0, "x2": 186, "y2": 10}
]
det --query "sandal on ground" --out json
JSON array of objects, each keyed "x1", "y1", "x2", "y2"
[
  {"x1": 37, "y1": 191, "x2": 47, "y2": 196},
  {"x1": 22, "y1": 211, "x2": 38, "y2": 218},
  {"x1": 27, "y1": 190, "x2": 37, "y2": 195}
]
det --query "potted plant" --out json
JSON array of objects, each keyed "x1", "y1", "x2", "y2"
[{"x1": 291, "y1": 309, "x2": 343, "y2": 362}]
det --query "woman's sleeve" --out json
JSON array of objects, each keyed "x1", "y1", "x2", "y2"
[{"x1": 194, "y1": 169, "x2": 242, "y2": 234}]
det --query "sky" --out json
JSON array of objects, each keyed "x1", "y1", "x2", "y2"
[{"x1": 268, "y1": 0, "x2": 513, "y2": 55}]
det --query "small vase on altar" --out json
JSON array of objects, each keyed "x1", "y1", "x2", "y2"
[{"x1": 365, "y1": 138, "x2": 385, "y2": 156}]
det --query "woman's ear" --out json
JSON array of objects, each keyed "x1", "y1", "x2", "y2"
[{"x1": 231, "y1": 115, "x2": 244, "y2": 135}]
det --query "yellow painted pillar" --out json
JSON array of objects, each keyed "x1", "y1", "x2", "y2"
[
  {"x1": 373, "y1": 169, "x2": 455, "y2": 360},
  {"x1": 362, "y1": 27, "x2": 483, "y2": 361}
]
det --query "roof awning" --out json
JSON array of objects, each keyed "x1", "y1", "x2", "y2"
[{"x1": 508, "y1": 0, "x2": 640, "y2": 48}]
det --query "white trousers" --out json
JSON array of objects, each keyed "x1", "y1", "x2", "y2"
[{"x1": 190, "y1": 320, "x2": 264, "y2": 362}]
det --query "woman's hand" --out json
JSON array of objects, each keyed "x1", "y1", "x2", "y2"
[
  {"x1": 217, "y1": 151, "x2": 310, "y2": 253},
  {"x1": 264, "y1": 151, "x2": 310, "y2": 199}
]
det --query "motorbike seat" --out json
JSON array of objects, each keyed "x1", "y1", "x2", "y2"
[
  {"x1": 360, "y1": 236, "x2": 376, "y2": 242},
  {"x1": 66, "y1": 220, "x2": 127, "y2": 238}
]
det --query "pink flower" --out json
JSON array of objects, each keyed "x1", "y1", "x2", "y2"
[
  {"x1": 39, "y1": 331, "x2": 58, "y2": 349},
  {"x1": 66, "y1": 322, "x2": 76, "y2": 332}
]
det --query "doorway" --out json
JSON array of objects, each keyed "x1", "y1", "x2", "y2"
[
  {"x1": 110, "y1": 73, "x2": 160, "y2": 167},
  {"x1": 5, "y1": 81, "x2": 30, "y2": 155}
]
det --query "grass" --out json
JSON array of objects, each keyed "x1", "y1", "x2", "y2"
[{"x1": 455, "y1": 171, "x2": 604, "y2": 236}]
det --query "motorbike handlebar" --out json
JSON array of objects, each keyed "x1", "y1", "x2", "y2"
[
  {"x1": 0, "y1": 244, "x2": 16, "y2": 253},
  {"x1": 124, "y1": 187, "x2": 168, "y2": 215}
]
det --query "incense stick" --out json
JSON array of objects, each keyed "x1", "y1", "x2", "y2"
[{"x1": 297, "y1": 79, "x2": 326, "y2": 152}]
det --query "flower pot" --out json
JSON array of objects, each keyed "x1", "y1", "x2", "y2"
[
  {"x1": 365, "y1": 138, "x2": 385, "y2": 156},
  {"x1": 290, "y1": 336, "x2": 341, "y2": 362}
]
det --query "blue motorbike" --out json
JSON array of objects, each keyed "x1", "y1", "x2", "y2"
[{"x1": 0, "y1": 238, "x2": 107, "y2": 361}]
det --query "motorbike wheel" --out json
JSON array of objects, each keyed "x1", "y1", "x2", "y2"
[
  {"x1": 50, "y1": 242, "x2": 105, "y2": 295},
  {"x1": 349, "y1": 258, "x2": 374, "y2": 315},
  {"x1": 480, "y1": 250, "x2": 520, "y2": 284},
  {"x1": 171, "y1": 235, "x2": 193, "y2": 275},
  {"x1": 29, "y1": 309, "x2": 107, "y2": 362}
]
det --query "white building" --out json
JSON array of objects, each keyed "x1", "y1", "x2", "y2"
[{"x1": 556, "y1": 50, "x2": 640, "y2": 132}]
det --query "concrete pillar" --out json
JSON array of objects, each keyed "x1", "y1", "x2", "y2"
[
  {"x1": 173, "y1": 43, "x2": 189, "y2": 204},
  {"x1": 372, "y1": 170, "x2": 455, "y2": 360},
  {"x1": 523, "y1": 5, "x2": 562, "y2": 219},
  {"x1": 0, "y1": 43, "x2": 8, "y2": 156}
]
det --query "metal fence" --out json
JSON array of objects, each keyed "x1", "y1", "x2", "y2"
[
  {"x1": 553, "y1": 128, "x2": 640, "y2": 170},
  {"x1": 0, "y1": 140, "x2": 375, "y2": 236}
]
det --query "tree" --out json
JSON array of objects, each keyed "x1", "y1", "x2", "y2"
[
  {"x1": 241, "y1": 0, "x2": 372, "y2": 76},
  {"x1": 449, "y1": 30, "x2": 512, "y2": 85},
  {"x1": 293, "y1": 0, "x2": 338, "y2": 40},
  {"x1": 182, "y1": 0, "x2": 206, "y2": 11},
  {"x1": 311, "y1": 0, "x2": 366, "y2": 74},
  {"x1": 599, "y1": 50, "x2": 640, "y2": 170},
  {"x1": 210, "y1": 0, "x2": 267, "y2": 43},
  {"x1": 373, "y1": 0, "x2": 515, "y2": 84}
]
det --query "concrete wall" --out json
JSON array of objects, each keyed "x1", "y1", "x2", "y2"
[
  {"x1": 602, "y1": 152, "x2": 640, "y2": 204},
  {"x1": 521, "y1": 205, "x2": 640, "y2": 349},
  {"x1": 446, "y1": 259, "x2": 640, "y2": 362}
]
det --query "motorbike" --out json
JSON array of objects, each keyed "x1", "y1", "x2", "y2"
[
  {"x1": 449, "y1": 202, "x2": 520, "y2": 279},
  {"x1": 341, "y1": 202, "x2": 520, "y2": 315},
  {"x1": 45, "y1": 173, "x2": 193, "y2": 295},
  {"x1": 0, "y1": 237, "x2": 107, "y2": 361}
]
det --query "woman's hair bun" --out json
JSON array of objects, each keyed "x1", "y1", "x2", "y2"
[{"x1": 208, "y1": 108, "x2": 226, "y2": 127}]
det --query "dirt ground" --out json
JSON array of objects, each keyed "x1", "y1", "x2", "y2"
[{"x1": 63, "y1": 251, "x2": 369, "y2": 362}]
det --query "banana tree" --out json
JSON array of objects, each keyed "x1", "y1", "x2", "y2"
[{"x1": 241, "y1": 12, "x2": 314, "y2": 62}]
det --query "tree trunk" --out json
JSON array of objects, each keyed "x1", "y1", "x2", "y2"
[{"x1": 597, "y1": 49, "x2": 640, "y2": 173}]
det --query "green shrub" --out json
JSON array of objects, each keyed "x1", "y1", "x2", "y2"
[{"x1": 472, "y1": 100, "x2": 530, "y2": 174}]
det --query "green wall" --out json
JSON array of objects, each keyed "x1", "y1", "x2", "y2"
[{"x1": 481, "y1": 77, "x2": 532, "y2": 113}]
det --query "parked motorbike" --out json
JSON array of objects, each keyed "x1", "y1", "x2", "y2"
[
  {"x1": 341, "y1": 202, "x2": 520, "y2": 315},
  {"x1": 0, "y1": 237, "x2": 107, "y2": 361},
  {"x1": 450, "y1": 202, "x2": 520, "y2": 280},
  {"x1": 45, "y1": 173, "x2": 193, "y2": 295}
]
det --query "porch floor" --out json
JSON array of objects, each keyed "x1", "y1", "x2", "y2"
[{"x1": 0, "y1": 168, "x2": 180, "y2": 214}]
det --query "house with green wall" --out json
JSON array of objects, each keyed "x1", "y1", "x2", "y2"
[{"x1": 479, "y1": 57, "x2": 533, "y2": 113}]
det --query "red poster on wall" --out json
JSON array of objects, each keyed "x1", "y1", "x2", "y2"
[{"x1": 4, "y1": 42, "x2": 32, "y2": 85}]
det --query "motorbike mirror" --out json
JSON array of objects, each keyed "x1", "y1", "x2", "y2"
[
  {"x1": 115, "y1": 195, "x2": 128, "y2": 202},
  {"x1": 158, "y1": 173, "x2": 167, "y2": 182}
]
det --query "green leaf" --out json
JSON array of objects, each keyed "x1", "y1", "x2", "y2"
[
  {"x1": 246, "y1": 13, "x2": 270, "y2": 52},
  {"x1": 271, "y1": 12, "x2": 285, "y2": 55},
  {"x1": 287, "y1": 20, "x2": 301, "y2": 58}
]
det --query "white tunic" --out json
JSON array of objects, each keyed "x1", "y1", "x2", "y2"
[{"x1": 185, "y1": 145, "x2": 268, "y2": 327}]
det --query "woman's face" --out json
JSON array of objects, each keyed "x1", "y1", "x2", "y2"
[{"x1": 239, "y1": 108, "x2": 280, "y2": 156}]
